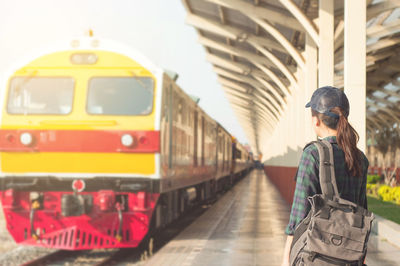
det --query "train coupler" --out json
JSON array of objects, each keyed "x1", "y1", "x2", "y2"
[
  {"x1": 116, "y1": 202, "x2": 123, "y2": 242},
  {"x1": 30, "y1": 200, "x2": 40, "y2": 239}
]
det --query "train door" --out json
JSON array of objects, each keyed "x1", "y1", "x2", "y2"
[
  {"x1": 168, "y1": 85, "x2": 173, "y2": 169},
  {"x1": 215, "y1": 127, "x2": 219, "y2": 171},
  {"x1": 228, "y1": 140, "x2": 232, "y2": 172},
  {"x1": 222, "y1": 136, "x2": 225, "y2": 171},
  {"x1": 160, "y1": 79, "x2": 169, "y2": 174},
  {"x1": 232, "y1": 142, "x2": 237, "y2": 174},
  {"x1": 201, "y1": 116, "x2": 205, "y2": 167},
  {"x1": 193, "y1": 111, "x2": 198, "y2": 167}
]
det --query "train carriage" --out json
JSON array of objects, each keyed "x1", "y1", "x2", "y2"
[
  {"x1": 232, "y1": 139, "x2": 251, "y2": 175},
  {"x1": 0, "y1": 37, "x2": 252, "y2": 250}
]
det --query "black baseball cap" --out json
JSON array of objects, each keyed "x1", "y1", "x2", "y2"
[{"x1": 305, "y1": 86, "x2": 349, "y2": 118}]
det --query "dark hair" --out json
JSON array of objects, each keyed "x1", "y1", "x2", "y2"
[{"x1": 311, "y1": 107, "x2": 362, "y2": 177}]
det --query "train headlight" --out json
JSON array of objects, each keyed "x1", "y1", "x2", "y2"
[
  {"x1": 121, "y1": 134, "x2": 135, "y2": 147},
  {"x1": 70, "y1": 53, "x2": 98, "y2": 65},
  {"x1": 20, "y1": 132, "x2": 33, "y2": 146}
]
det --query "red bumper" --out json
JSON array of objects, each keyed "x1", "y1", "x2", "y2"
[{"x1": 1, "y1": 190, "x2": 159, "y2": 250}]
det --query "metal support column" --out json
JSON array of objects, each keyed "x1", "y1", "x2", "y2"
[
  {"x1": 318, "y1": 0, "x2": 334, "y2": 87},
  {"x1": 344, "y1": 0, "x2": 366, "y2": 152}
]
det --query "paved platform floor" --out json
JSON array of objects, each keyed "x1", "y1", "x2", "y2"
[{"x1": 145, "y1": 170, "x2": 400, "y2": 266}]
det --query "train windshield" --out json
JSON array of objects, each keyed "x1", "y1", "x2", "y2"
[
  {"x1": 7, "y1": 77, "x2": 74, "y2": 115},
  {"x1": 87, "y1": 77, "x2": 154, "y2": 115}
]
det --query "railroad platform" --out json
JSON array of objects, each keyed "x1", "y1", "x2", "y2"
[{"x1": 145, "y1": 170, "x2": 400, "y2": 266}]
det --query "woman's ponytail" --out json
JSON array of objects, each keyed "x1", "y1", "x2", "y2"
[{"x1": 331, "y1": 107, "x2": 362, "y2": 177}]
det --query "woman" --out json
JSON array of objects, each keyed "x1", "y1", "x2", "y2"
[{"x1": 281, "y1": 86, "x2": 369, "y2": 266}]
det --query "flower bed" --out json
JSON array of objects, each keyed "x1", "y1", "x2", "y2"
[
  {"x1": 366, "y1": 174, "x2": 400, "y2": 224},
  {"x1": 366, "y1": 174, "x2": 400, "y2": 205}
]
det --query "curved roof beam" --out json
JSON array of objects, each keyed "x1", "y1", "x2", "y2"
[
  {"x1": 198, "y1": 35, "x2": 291, "y2": 97},
  {"x1": 215, "y1": 68, "x2": 284, "y2": 113},
  {"x1": 278, "y1": 0, "x2": 319, "y2": 46},
  {"x1": 253, "y1": 76, "x2": 287, "y2": 106},
  {"x1": 217, "y1": 75, "x2": 283, "y2": 115},
  {"x1": 227, "y1": 97, "x2": 278, "y2": 129},
  {"x1": 381, "y1": 88, "x2": 400, "y2": 99},
  {"x1": 222, "y1": 84, "x2": 279, "y2": 120},
  {"x1": 206, "y1": 53, "x2": 287, "y2": 86},
  {"x1": 335, "y1": 0, "x2": 400, "y2": 21},
  {"x1": 366, "y1": 116, "x2": 384, "y2": 131},
  {"x1": 233, "y1": 106, "x2": 266, "y2": 128},
  {"x1": 366, "y1": 37, "x2": 400, "y2": 53},
  {"x1": 368, "y1": 102, "x2": 400, "y2": 125},
  {"x1": 205, "y1": 0, "x2": 305, "y2": 69},
  {"x1": 234, "y1": 116, "x2": 270, "y2": 144},
  {"x1": 227, "y1": 99, "x2": 275, "y2": 131},
  {"x1": 198, "y1": 35, "x2": 276, "y2": 69},
  {"x1": 186, "y1": 13, "x2": 287, "y2": 54},
  {"x1": 229, "y1": 113, "x2": 258, "y2": 142},
  {"x1": 366, "y1": 123, "x2": 374, "y2": 132},
  {"x1": 251, "y1": 17, "x2": 305, "y2": 69},
  {"x1": 234, "y1": 114, "x2": 262, "y2": 142},
  {"x1": 234, "y1": 110, "x2": 272, "y2": 135},
  {"x1": 367, "y1": 18, "x2": 400, "y2": 39},
  {"x1": 185, "y1": 13, "x2": 298, "y2": 88},
  {"x1": 253, "y1": 62, "x2": 291, "y2": 98},
  {"x1": 206, "y1": 53, "x2": 287, "y2": 108},
  {"x1": 372, "y1": 112, "x2": 396, "y2": 128},
  {"x1": 250, "y1": 42, "x2": 298, "y2": 89},
  {"x1": 205, "y1": 0, "x2": 304, "y2": 31},
  {"x1": 224, "y1": 89, "x2": 280, "y2": 124},
  {"x1": 367, "y1": 94, "x2": 400, "y2": 112},
  {"x1": 366, "y1": 0, "x2": 400, "y2": 21}
]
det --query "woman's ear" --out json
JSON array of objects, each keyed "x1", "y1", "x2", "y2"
[{"x1": 311, "y1": 115, "x2": 320, "y2": 127}]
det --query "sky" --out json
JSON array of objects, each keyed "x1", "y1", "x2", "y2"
[{"x1": 0, "y1": 0, "x2": 248, "y2": 144}]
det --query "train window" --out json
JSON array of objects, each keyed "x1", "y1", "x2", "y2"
[
  {"x1": 181, "y1": 102, "x2": 187, "y2": 125},
  {"x1": 87, "y1": 77, "x2": 154, "y2": 115},
  {"x1": 188, "y1": 109, "x2": 192, "y2": 126},
  {"x1": 177, "y1": 98, "x2": 184, "y2": 124},
  {"x1": 173, "y1": 92, "x2": 179, "y2": 122},
  {"x1": 162, "y1": 84, "x2": 169, "y2": 121},
  {"x1": 8, "y1": 77, "x2": 74, "y2": 115}
]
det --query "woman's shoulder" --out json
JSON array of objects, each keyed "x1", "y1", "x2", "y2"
[
  {"x1": 302, "y1": 141, "x2": 320, "y2": 159},
  {"x1": 359, "y1": 150, "x2": 369, "y2": 167}
]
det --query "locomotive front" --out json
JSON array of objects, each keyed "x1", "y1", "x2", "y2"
[{"x1": 0, "y1": 39, "x2": 163, "y2": 249}]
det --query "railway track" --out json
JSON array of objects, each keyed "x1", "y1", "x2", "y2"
[
  {"x1": 21, "y1": 250, "x2": 83, "y2": 266},
  {"x1": 20, "y1": 249, "x2": 126, "y2": 266}
]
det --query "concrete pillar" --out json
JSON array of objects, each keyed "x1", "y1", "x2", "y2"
[
  {"x1": 296, "y1": 70, "x2": 305, "y2": 149},
  {"x1": 305, "y1": 34, "x2": 318, "y2": 143},
  {"x1": 344, "y1": 0, "x2": 366, "y2": 152},
  {"x1": 318, "y1": 0, "x2": 334, "y2": 87}
]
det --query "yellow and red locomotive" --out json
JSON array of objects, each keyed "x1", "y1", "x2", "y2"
[{"x1": 0, "y1": 37, "x2": 253, "y2": 250}]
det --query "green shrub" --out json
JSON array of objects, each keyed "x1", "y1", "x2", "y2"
[
  {"x1": 367, "y1": 184, "x2": 379, "y2": 197},
  {"x1": 367, "y1": 174, "x2": 381, "y2": 184}
]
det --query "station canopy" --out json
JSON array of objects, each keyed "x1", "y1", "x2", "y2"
[{"x1": 182, "y1": 0, "x2": 400, "y2": 152}]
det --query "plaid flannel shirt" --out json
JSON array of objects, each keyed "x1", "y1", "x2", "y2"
[{"x1": 285, "y1": 136, "x2": 369, "y2": 235}]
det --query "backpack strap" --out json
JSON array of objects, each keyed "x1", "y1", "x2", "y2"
[{"x1": 312, "y1": 140, "x2": 340, "y2": 200}]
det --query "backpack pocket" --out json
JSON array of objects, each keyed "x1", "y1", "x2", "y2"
[{"x1": 307, "y1": 217, "x2": 367, "y2": 261}]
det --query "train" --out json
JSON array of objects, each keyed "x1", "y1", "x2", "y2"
[{"x1": 0, "y1": 37, "x2": 253, "y2": 250}]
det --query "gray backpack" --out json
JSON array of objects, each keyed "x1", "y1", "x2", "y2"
[{"x1": 289, "y1": 140, "x2": 374, "y2": 266}]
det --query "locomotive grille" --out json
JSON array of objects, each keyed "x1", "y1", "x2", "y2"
[{"x1": 35, "y1": 226, "x2": 130, "y2": 250}]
